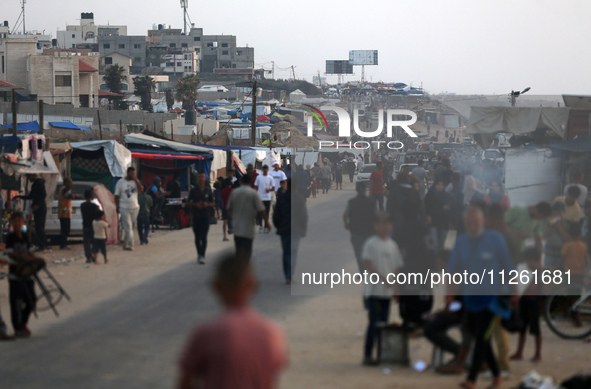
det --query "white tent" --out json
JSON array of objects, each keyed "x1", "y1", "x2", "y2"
[{"x1": 289, "y1": 89, "x2": 306, "y2": 103}]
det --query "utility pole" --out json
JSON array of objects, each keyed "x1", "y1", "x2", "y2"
[
  {"x1": 38, "y1": 100, "x2": 44, "y2": 135},
  {"x1": 22, "y1": 0, "x2": 26, "y2": 35},
  {"x1": 291, "y1": 66, "x2": 296, "y2": 81},
  {"x1": 119, "y1": 120, "x2": 123, "y2": 142},
  {"x1": 97, "y1": 110, "x2": 103, "y2": 140},
  {"x1": 11, "y1": 89, "x2": 17, "y2": 136},
  {"x1": 250, "y1": 80, "x2": 257, "y2": 147}
]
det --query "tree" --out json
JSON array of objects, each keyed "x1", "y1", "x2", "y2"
[
  {"x1": 133, "y1": 75, "x2": 155, "y2": 112},
  {"x1": 103, "y1": 65, "x2": 126, "y2": 110},
  {"x1": 175, "y1": 74, "x2": 200, "y2": 110},
  {"x1": 165, "y1": 88, "x2": 175, "y2": 111}
]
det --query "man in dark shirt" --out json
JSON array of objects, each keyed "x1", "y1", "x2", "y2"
[
  {"x1": 80, "y1": 189, "x2": 99, "y2": 263},
  {"x1": 166, "y1": 173, "x2": 182, "y2": 199},
  {"x1": 186, "y1": 172, "x2": 214, "y2": 265},
  {"x1": 343, "y1": 182, "x2": 377, "y2": 271},
  {"x1": 19, "y1": 174, "x2": 49, "y2": 252},
  {"x1": 5, "y1": 212, "x2": 38, "y2": 338}
]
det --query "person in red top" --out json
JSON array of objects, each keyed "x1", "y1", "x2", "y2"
[
  {"x1": 220, "y1": 178, "x2": 234, "y2": 241},
  {"x1": 369, "y1": 161, "x2": 385, "y2": 210},
  {"x1": 247, "y1": 164, "x2": 259, "y2": 189},
  {"x1": 177, "y1": 254, "x2": 288, "y2": 389}
]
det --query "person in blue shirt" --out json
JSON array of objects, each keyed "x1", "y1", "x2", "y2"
[{"x1": 446, "y1": 206, "x2": 516, "y2": 389}]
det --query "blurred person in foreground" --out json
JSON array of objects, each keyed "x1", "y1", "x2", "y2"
[
  {"x1": 446, "y1": 206, "x2": 516, "y2": 389},
  {"x1": 177, "y1": 254, "x2": 288, "y2": 389}
]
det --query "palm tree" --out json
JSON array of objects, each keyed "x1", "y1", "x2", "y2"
[
  {"x1": 133, "y1": 76, "x2": 156, "y2": 112},
  {"x1": 103, "y1": 65, "x2": 125, "y2": 94},
  {"x1": 175, "y1": 74, "x2": 200, "y2": 110}
]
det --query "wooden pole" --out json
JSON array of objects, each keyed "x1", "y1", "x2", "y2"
[
  {"x1": 119, "y1": 120, "x2": 123, "y2": 142},
  {"x1": 38, "y1": 99, "x2": 44, "y2": 135},
  {"x1": 97, "y1": 110, "x2": 103, "y2": 140},
  {"x1": 170, "y1": 120, "x2": 174, "y2": 141},
  {"x1": 11, "y1": 89, "x2": 17, "y2": 136},
  {"x1": 251, "y1": 80, "x2": 257, "y2": 147}
]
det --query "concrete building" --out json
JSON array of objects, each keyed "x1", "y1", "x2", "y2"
[
  {"x1": 100, "y1": 52, "x2": 133, "y2": 92},
  {"x1": 56, "y1": 13, "x2": 126, "y2": 50},
  {"x1": 161, "y1": 52, "x2": 198, "y2": 75},
  {"x1": 98, "y1": 35, "x2": 147, "y2": 74},
  {"x1": 0, "y1": 37, "x2": 37, "y2": 93},
  {"x1": 27, "y1": 51, "x2": 100, "y2": 107}
]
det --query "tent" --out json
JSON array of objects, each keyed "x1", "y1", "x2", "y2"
[
  {"x1": 548, "y1": 135, "x2": 591, "y2": 153},
  {"x1": 289, "y1": 89, "x2": 306, "y2": 103},
  {"x1": 468, "y1": 107, "x2": 570, "y2": 138},
  {"x1": 70, "y1": 140, "x2": 132, "y2": 192}
]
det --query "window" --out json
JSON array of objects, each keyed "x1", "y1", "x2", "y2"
[
  {"x1": 236, "y1": 50, "x2": 243, "y2": 56},
  {"x1": 72, "y1": 34, "x2": 76, "y2": 38},
  {"x1": 134, "y1": 44, "x2": 141, "y2": 49},
  {"x1": 193, "y1": 37, "x2": 200, "y2": 41},
  {"x1": 119, "y1": 44, "x2": 125, "y2": 49},
  {"x1": 105, "y1": 57, "x2": 113, "y2": 65},
  {"x1": 72, "y1": 44, "x2": 76, "y2": 49},
  {"x1": 103, "y1": 44, "x2": 110, "y2": 49},
  {"x1": 181, "y1": 43, "x2": 188, "y2": 48},
  {"x1": 194, "y1": 48, "x2": 200, "y2": 53},
  {"x1": 177, "y1": 62, "x2": 182, "y2": 66},
  {"x1": 1, "y1": 56, "x2": 5, "y2": 74},
  {"x1": 222, "y1": 50, "x2": 229, "y2": 55},
  {"x1": 221, "y1": 43, "x2": 228, "y2": 48},
  {"x1": 206, "y1": 43, "x2": 213, "y2": 47},
  {"x1": 166, "y1": 62, "x2": 174, "y2": 67},
  {"x1": 170, "y1": 43, "x2": 176, "y2": 48},
  {"x1": 134, "y1": 57, "x2": 141, "y2": 63},
  {"x1": 55, "y1": 75, "x2": 72, "y2": 87}
]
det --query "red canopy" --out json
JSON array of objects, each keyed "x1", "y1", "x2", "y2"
[
  {"x1": 131, "y1": 152, "x2": 204, "y2": 160},
  {"x1": 257, "y1": 115, "x2": 271, "y2": 122}
]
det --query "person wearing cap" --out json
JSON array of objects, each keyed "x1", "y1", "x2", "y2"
[
  {"x1": 270, "y1": 162, "x2": 287, "y2": 196},
  {"x1": 254, "y1": 165, "x2": 274, "y2": 232}
]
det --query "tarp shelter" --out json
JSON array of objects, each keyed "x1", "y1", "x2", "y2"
[
  {"x1": 289, "y1": 89, "x2": 306, "y2": 103},
  {"x1": 0, "y1": 136, "x2": 21, "y2": 154},
  {"x1": 0, "y1": 121, "x2": 40, "y2": 132},
  {"x1": 548, "y1": 135, "x2": 591, "y2": 153},
  {"x1": 70, "y1": 140, "x2": 132, "y2": 192},
  {"x1": 468, "y1": 107, "x2": 570, "y2": 146},
  {"x1": 49, "y1": 121, "x2": 92, "y2": 131}
]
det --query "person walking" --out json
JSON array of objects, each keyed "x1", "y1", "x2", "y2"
[
  {"x1": 57, "y1": 178, "x2": 80, "y2": 250},
  {"x1": 177, "y1": 254, "x2": 287, "y2": 389},
  {"x1": 446, "y1": 206, "x2": 516, "y2": 389},
  {"x1": 273, "y1": 179, "x2": 308, "y2": 284},
  {"x1": 186, "y1": 171, "x2": 214, "y2": 264},
  {"x1": 137, "y1": 186, "x2": 153, "y2": 245},
  {"x1": 115, "y1": 167, "x2": 143, "y2": 251},
  {"x1": 227, "y1": 175, "x2": 270, "y2": 260},
  {"x1": 92, "y1": 211, "x2": 110, "y2": 264},
  {"x1": 334, "y1": 162, "x2": 343, "y2": 190},
  {"x1": 343, "y1": 182, "x2": 377, "y2": 271},
  {"x1": 320, "y1": 162, "x2": 331, "y2": 194},
  {"x1": 270, "y1": 162, "x2": 287, "y2": 196},
  {"x1": 80, "y1": 189, "x2": 99, "y2": 263},
  {"x1": 19, "y1": 174, "x2": 49, "y2": 252},
  {"x1": 411, "y1": 159, "x2": 429, "y2": 199},
  {"x1": 361, "y1": 213, "x2": 404, "y2": 366},
  {"x1": 369, "y1": 161, "x2": 384, "y2": 210},
  {"x1": 254, "y1": 165, "x2": 274, "y2": 232},
  {"x1": 221, "y1": 178, "x2": 234, "y2": 241}
]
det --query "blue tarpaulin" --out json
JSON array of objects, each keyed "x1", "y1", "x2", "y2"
[
  {"x1": 548, "y1": 135, "x2": 591, "y2": 153},
  {"x1": 0, "y1": 136, "x2": 21, "y2": 153},
  {"x1": 49, "y1": 121, "x2": 91, "y2": 131},
  {"x1": 0, "y1": 121, "x2": 39, "y2": 132}
]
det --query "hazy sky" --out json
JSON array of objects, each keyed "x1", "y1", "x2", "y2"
[{"x1": 4, "y1": 0, "x2": 590, "y2": 94}]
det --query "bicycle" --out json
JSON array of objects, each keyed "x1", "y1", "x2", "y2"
[{"x1": 544, "y1": 281, "x2": 591, "y2": 339}]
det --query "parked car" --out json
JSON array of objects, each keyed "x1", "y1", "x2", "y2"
[
  {"x1": 355, "y1": 163, "x2": 376, "y2": 187},
  {"x1": 46, "y1": 181, "x2": 103, "y2": 238},
  {"x1": 482, "y1": 149, "x2": 504, "y2": 163}
]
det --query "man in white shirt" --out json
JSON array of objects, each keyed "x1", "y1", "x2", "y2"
[
  {"x1": 361, "y1": 213, "x2": 404, "y2": 366},
  {"x1": 564, "y1": 169, "x2": 588, "y2": 219},
  {"x1": 254, "y1": 165, "x2": 274, "y2": 231},
  {"x1": 270, "y1": 162, "x2": 287, "y2": 193},
  {"x1": 115, "y1": 167, "x2": 143, "y2": 250}
]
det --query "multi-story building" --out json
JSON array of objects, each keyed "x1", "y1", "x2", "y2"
[
  {"x1": 98, "y1": 35, "x2": 147, "y2": 74},
  {"x1": 27, "y1": 51, "x2": 100, "y2": 107},
  {"x1": 56, "y1": 13, "x2": 126, "y2": 50},
  {"x1": 160, "y1": 52, "x2": 198, "y2": 75}
]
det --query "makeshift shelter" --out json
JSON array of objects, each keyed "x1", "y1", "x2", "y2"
[
  {"x1": 49, "y1": 122, "x2": 92, "y2": 131},
  {"x1": 467, "y1": 106, "x2": 570, "y2": 146},
  {"x1": 125, "y1": 133, "x2": 214, "y2": 189},
  {"x1": 289, "y1": 89, "x2": 306, "y2": 103},
  {"x1": 0, "y1": 121, "x2": 40, "y2": 132},
  {"x1": 70, "y1": 140, "x2": 132, "y2": 192}
]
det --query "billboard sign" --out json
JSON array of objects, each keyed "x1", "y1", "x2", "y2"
[
  {"x1": 348, "y1": 50, "x2": 378, "y2": 65},
  {"x1": 325, "y1": 60, "x2": 354, "y2": 75}
]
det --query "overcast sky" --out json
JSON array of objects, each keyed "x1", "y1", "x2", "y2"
[{"x1": 4, "y1": 0, "x2": 590, "y2": 94}]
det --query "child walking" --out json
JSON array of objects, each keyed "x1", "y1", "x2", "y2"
[
  {"x1": 510, "y1": 248, "x2": 543, "y2": 362},
  {"x1": 92, "y1": 211, "x2": 109, "y2": 264},
  {"x1": 311, "y1": 177, "x2": 318, "y2": 198}
]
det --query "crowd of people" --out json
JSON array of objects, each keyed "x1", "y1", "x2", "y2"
[{"x1": 342, "y1": 152, "x2": 589, "y2": 389}]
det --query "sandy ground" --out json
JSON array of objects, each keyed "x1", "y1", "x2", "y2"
[{"x1": 1, "y1": 180, "x2": 590, "y2": 388}]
